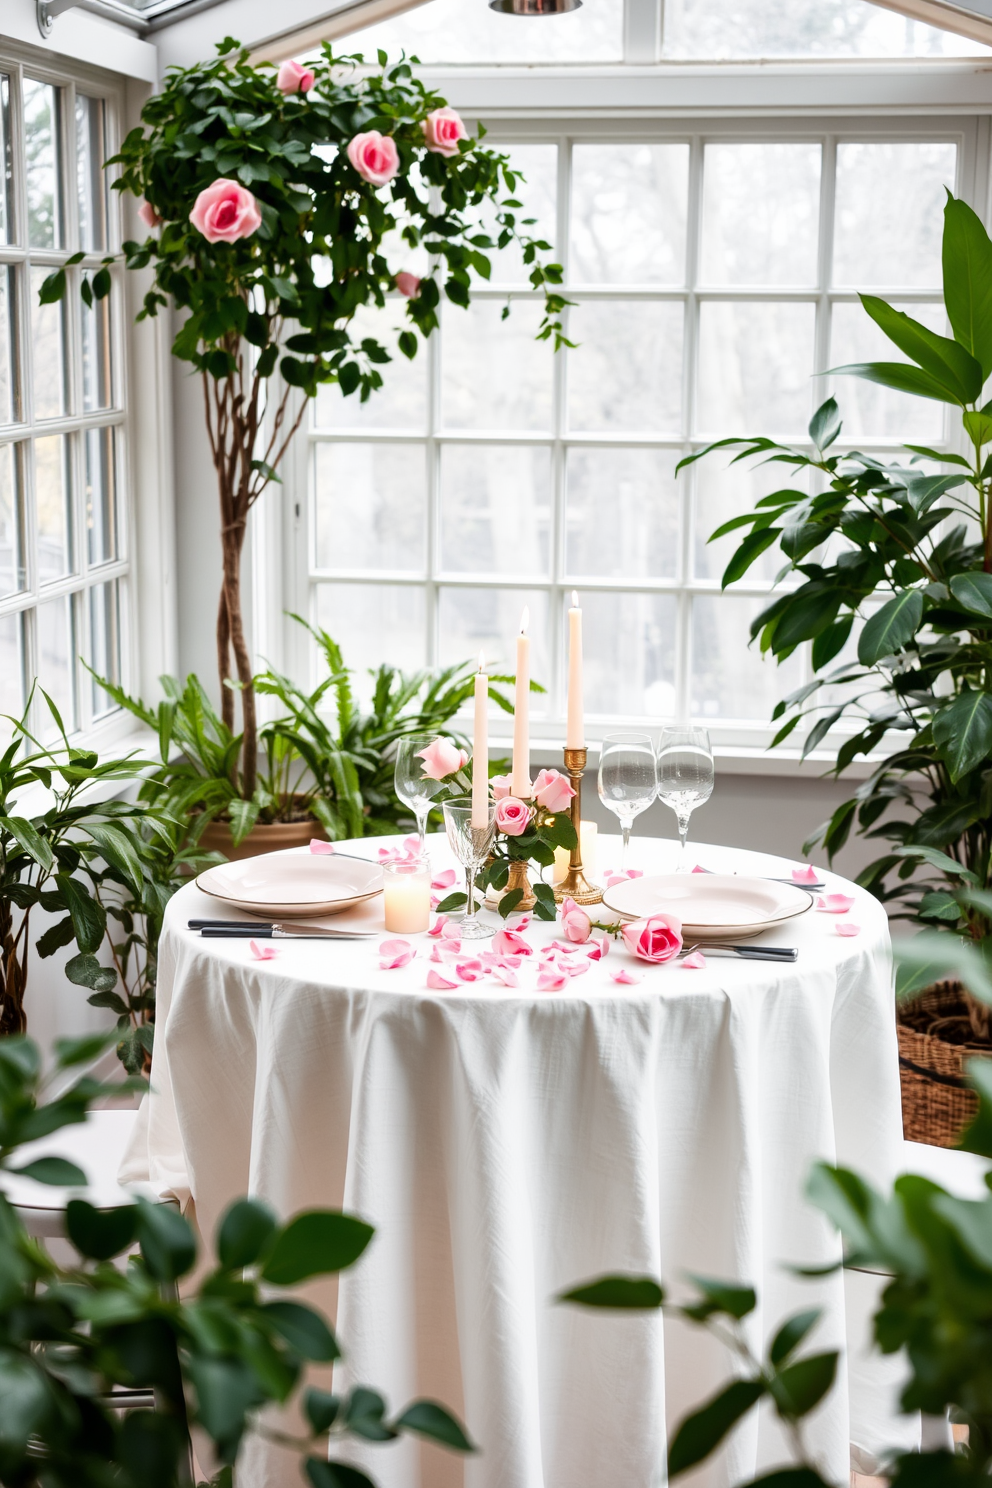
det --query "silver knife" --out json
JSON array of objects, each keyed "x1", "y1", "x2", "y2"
[
  {"x1": 199, "y1": 924, "x2": 379, "y2": 939},
  {"x1": 687, "y1": 943, "x2": 798, "y2": 961}
]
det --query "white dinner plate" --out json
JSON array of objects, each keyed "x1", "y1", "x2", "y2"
[
  {"x1": 601, "y1": 874, "x2": 812, "y2": 940},
  {"x1": 197, "y1": 848, "x2": 383, "y2": 918}
]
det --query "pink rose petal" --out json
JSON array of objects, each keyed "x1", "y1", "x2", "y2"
[
  {"x1": 605, "y1": 874, "x2": 628, "y2": 888},
  {"x1": 681, "y1": 951, "x2": 707, "y2": 969},
  {"x1": 455, "y1": 959, "x2": 485, "y2": 982},
  {"x1": 627, "y1": 869, "x2": 644, "y2": 879},
  {"x1": 432, "y1": 868, "x2": 457, "y2": 890},
  {"x1": 836, "y1": 921, "x2": 860, "y2": 937},
  {"x1": 537, "y1": 968, "x2": 569, "y2": 991},
  {"x1": 817, "y1": 893, "x2": 856, "y2": 914},
  {"x1": 557, "y1": 956, "x2": 589, "y2": 977},
  {"x1": 691, "y1": 864, "x2": 708, "y2": 874},
  {"x1": 379, "y1": 937, "x2": 415, "y2": 970},
  {"x1": 492, "y1": 928, "x2": 533, "y2": 958},
  {"x1": 611, "y1": 969, "x2": 641, "y2": 985},
  {"x1": 441, "y1": 920, "x2": 463, "y2": 940},
  {"x1": 427, "y1": 916, "x2": 448, "y2": 938},
  {"x1": 403, "y1": 835, "x2": 421, "y2": 856},
  {"x1": 249, "y1": 940, "x2": 277, "y2": 960},
  {"x1": 491, "y1": 964, "x2": 520, "y2": 988},
  {"x1": 427, "y1": 968, "x2": 458, "y2": 990},
  {"x1": 509, "y1": 914, "x2": 531, "y2": 930},
  {"x1": 792, "y1": 865, "x2": 819, "y2": 884},
  {"x1": 309, "y1": 839, "x2": 335, "y2": 854}
]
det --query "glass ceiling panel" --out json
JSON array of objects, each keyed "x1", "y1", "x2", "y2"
[
  {"x1": 342, "y1": 0, "x2": 623, "y2": 64},
  {"x1": 662, "y1": 0, "x2": 991, "y2": 57}
]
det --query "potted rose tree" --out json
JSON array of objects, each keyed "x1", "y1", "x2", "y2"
[{"x1": 46, "y1": 40, "x2": 566, "y2": 851}]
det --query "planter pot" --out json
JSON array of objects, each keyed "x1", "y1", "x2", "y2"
[
  {"x1": 198, "y1": 813, "x2": 327, "y2": 862},
  {"x1": 897, "y1": 979, "x2": 987, "y2": 1147}
]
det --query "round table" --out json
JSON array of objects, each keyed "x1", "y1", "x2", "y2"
[{"x1": 123, "y1": 834, "x2": 915, "y2": 1488}]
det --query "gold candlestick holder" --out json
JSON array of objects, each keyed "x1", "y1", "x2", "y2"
[{"x1": 553, "y1": 747, "x2": 603, "y2": 905}]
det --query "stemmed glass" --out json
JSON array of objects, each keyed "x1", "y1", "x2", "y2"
[
  {"x1": 394, "y1": 735, "x2": 443, "y2": 854},
  {"x1": 442, "y1": 799, "x2": 497, "y2": 940},
  {"x1": 597, "y1": 732, "x2": 657, "y2": 871},
  {"x1": 656, "y1": 727, "x2": 715, "y2": 871}
]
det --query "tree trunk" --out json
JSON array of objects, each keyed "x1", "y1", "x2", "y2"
[
  {"x1": 0, "y1": 899, "x2": 28, "y2": 1036},
  {"x1": 220, "y1": 519, "x2": 257, "y2": 800}
]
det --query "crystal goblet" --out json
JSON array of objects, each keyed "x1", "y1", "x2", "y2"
[{"x1": 442, "y1": 798, "x2": 497, "y2": 940}]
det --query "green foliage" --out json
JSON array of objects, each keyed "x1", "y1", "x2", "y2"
[
  {"x1": 681, "y1": 194, "x2": 992, "y2": 940},
  {"x1": 0, "y1": 1036, "x2": 474, "y2": 1486}
]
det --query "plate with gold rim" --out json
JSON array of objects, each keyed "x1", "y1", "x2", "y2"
[
  {"x1": 197, "y1": 847, "x2": 383, "y2": 918},
  {"x1": 601, "y1": 873, "x2": 812, "y2": 940}
]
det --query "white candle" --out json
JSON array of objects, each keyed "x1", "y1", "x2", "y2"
[
  {"x1": 511, "y1": 608, "x2": 531, "y2": 798},
  {"x1": 472, "y1": 655, "x2": 488, "y2": 830},
  {"x1": 553, "y1": 820, "x2": 598, "y2": 884},
  {"x1": 566, "y1": 591, "x2": 584, "y2": 750},
  {"x1": 383, "y1": 863, "x2": 431, "y2": 934}
]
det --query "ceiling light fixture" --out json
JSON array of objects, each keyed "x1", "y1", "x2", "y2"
[{"x1": 488, "y1": 0, "x2": 582, "y2": 14}]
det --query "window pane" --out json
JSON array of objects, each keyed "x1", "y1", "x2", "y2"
[
  {"x1": 0, "y1": 612, "x2": 22, "y2": 735},
  {"x1": 440, "y1": 444, "x2": 551, "y2": 576},
  {"x1": 349, "y1": 0, "x2": 623, "y2": 63},
  {"x1": 571, "y1": 144, "x2": 689, "y2": 285},
  {"x1": 313, "y1": 442, "x2": 425, "y2": 572},
  {"x1": 833, "y1": 142, "x2": 956, "y2": 288},
  {"x1": 36, "y1": 594, "x2": 76, "y2": 734},
  {"x1": 76, "y1": 94, "x2": 106, "y2": 253},
  {"x1": 0, "y1": 76, "x2": 12, "y2": 245},
  {"x1": 578, "y1": 590, "x2": 677, "y2": 718},
  {"x1": 568, "y1": 301, "x2": 683, "y2": 433},
  {"x1": 0, "y1": 442, "x2": 24, "y2": 596},
  {"x1": 0, "y1": 265, "x2": 17, "y2": 425},
  {"x1": 441, "y1": 300, "x2": 554, "y2": 432},
  {"x1": 313, "y1": 305, "x2": 427, "y2": 431},
  {"x1": 663, "y1": 0, "x2": 990, "y2": 57},
  {"x1": 694, "y1": 458, "x2": 810, "y2": 581},
  {"x1": 701, "y1": 143, "x2": 820, "y2": 286},
  {"x1": 488, "y1": 144, "x2": 557, "y2": 285},
  {"x1": 566, "y1": 447, "x2": 680, "y2": 579},
  {"x1": 81, "y1": 294, "x2": 112, "y2": 411},
  {"x1": 89, "y1": 579, "x2": 119, "y2": 716},
  {"x1": 84, "y1": 425, "x2": 116, "y2": 565},
  {"x1": 23, "y1": 79, "x2": 61, "y2": 250},
  {"x1": 696, "y1": 300, "x2": 815, "y2": 436},
  {"x1": 31, "y1": 266, "x2": 66, "y2": 420},
  {"x1": 35, "y1": 434, "x2": 71, "y2": 581},
  {"x1": 690, "y1": 594, "x2": 802, "y2": 722},
  {"x1": 438, "y1": 587, "x2": 550, "y2": 710},
  {"x1": 314, "y1": 583, "x2": 426, "y2": 700},
  {"x1": 830, "y1": 300, "x2": 946, "y2": 441}
]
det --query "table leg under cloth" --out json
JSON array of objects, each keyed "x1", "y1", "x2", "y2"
[{"x1": 122, "y1": 847, "x2": 918, "y2": 1488}]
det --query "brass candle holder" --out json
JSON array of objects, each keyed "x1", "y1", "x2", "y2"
[
  {"x1": 553, "y1": 746, "x2": 603, "y2": 905},
  {"x1": 505, "y1": 856, "x2": 536, "y2": 913}
]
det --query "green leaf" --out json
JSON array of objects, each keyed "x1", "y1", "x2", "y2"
[
  {"x1": 668, "y1": 1379, "x2": 766, "y2": 1477},
  {"x1": 64, "y1": 952, "x2": 118, "y2": 993},
  {"x1": 135, "y1": 1196, "x2": 197, "y2": 1281},
  {"x1": 392, "y1": 1399, "x2": 477, "y2": 1452},
  {"x1": 435, "y1": 891, "x2": 466, "y2": 914},
  {"x1": 559, "y1": 1274, "x2": 664, "y2": 1309},
  {"x1": 227, "y1": 798, "x2": 260, "y2": 848},
  {"x1": 894, "y1": 931, "x2": 992, "y2": 1005},
  {"x1": 772, "y1": 1351, "x2": 838, "y2": 1419},
  {"x1": 932, "y1": 690, "x2": 992, "y2": 781},
  {"x1": 262, "y1": 1301, "x2": 339, "y2": 1361},
  {"x1": 56, "y1": 876, "x2": 106, "y2": 955},
  {"x1": 721, "y1": 527, "x2": 781, "y2": 588},
  {"x1": 949, "y1": 571, "x2": 992, "y2": 619},
  {"x1": 0, "y1": 1353, "x2": 52, "y2": 1451},
  {"x1": 304, "y1": 1387, "x2": 340, "y2": 1434},
  {"x1": 943, "y1": 193, "x2": 992, "y2": 381},
  {"x1": 4, "y1": 816, "x2": 54, "y2": 873},
  {"x1": 306, "y1": 1461, "x2": 376, "y2": 1488},
  {"x1": 11, "y1": 1155, "x2": 86, "y2": 1186},
  {"x1": 66, "y1": 1199, "x2": 138, "y2": 1259},
  {"x1": 739, "y1": 1471, "x2": 830, "y2": 1488},
  {"x1": 346, "y1": 1386, "x2": 395, "y2": 1442},
  {"x1": 218, "y1": 1198, "x2": 277, "y2": 1270},
  {"x1": 682, "y1": 1274, "x2": 756, "y2": 1321},
  {"x1": 769, "y1": 1309, "x2": 821, "y2": 1367},
  {"x1": 261, "y1": 1211, "x2": 374, "y2": 1285},
  {"x1": 38, "y1": 268, "x2": 66, "y2": 305},
  {"x1": 857, "y1": 590, "x2": 924, "y2": 665},
  {"x1": 498, "y1": 887, "x2": 524, "y2": 919},
  {"x1": 829, "y1": 360, "x2": 965, "y2": 406},
  {"x1": 859, "y1": 294, "x2": 983, "y2": 404},
  {"x1": 959, "y1": 1058, "x2": 992, "y2": 1158},
  {"x1": 54, "y1": 1031, "x2": 117, "y2": 1067},
  {"x1": 808, "y1": 397, "x2": 841, "y2": 452}
]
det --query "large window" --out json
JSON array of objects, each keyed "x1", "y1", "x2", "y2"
[
  {"x1": 305, "y1": 118, "x2": 963, "y2": 742},
  {"x1": 0, "y1": 59, "x2": 126, "y2": 741}
]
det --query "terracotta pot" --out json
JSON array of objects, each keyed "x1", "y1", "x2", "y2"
[{"x1": 198, "y1": 812, "x2": 327, "y2": 862}]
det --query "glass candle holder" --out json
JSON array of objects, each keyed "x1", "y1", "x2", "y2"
[{"x1": 382, "y1": 859, "x2": 431, "y2": 934}]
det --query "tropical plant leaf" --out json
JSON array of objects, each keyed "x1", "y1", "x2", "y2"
[
  {"x1": 668, "y1": 1379, "x2": 765, "y2": 1477},
  {"x1": 943, "y1": 193, "x2": 992, "y2": 381},
  {"x1": 932, "y1": 691, "x2": 992, "y2": 782},
  {"x1": 857, "y1": 591, "x2": 924, "y2": 665},
  {"x1": 859, "y1": 294, "x2": 983, "y2": 404}
]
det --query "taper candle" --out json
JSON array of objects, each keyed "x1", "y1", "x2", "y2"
[
  {"x1": 511, "y1": 608, "x2": 531, "y2": 798},
  {"x1": 471, "y1": 654, "x2": 488, "y2": 829},
  {"x1": 566, "y1": 590, "x2": 584, "y2": 750}
]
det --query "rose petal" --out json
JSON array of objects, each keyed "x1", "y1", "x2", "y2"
[
  {"x1": 491, "y1": 964, "x2": 520, "y2": 988},
  {"x1": 792, "y1": 865, "x2": 819, "y2": 884},
  {"x1": 537, "y1": 968, "x2": 569, "y2": 991},
  {"x1": 691, "y1": 864, "x2": 708, "y2": 873},
  {"x1": 627, "y1": 869, "x2": 644, "y2": 879},
  {"x1": 681, "y1": 951, "x2": 707, "y2": 969},
  {"x1": 509, "y1": 914, "x2": 531, "y2": 930},
  {"x1": 557, "y1": 956, "x2": 589, "y2": 977},
  {"x1": 836, "y1": 921, "x2": 861, "y2": 937},
  {"x1": 249, "y1": 940, "x2": 277, "y2": 960},
  {"x1": 455, "y1": 959, "x2": 485, "y2": 982},
  {"x1": 427, "y1": 916, "x2": 448, "y2": 938},
  {"x1": 309, "y1": 839, "x2": 335, "y2": 854},
  {"x1": 379, "y1": 937, "x2": 415, "y2": 970},
  {"x1": 402, "y1": 835, "x2": 422, "y2": 857},
  {"x1": 432, "y1": 868, "x2": 457, "y2": 890},
  {"x1": 611, "y1": 969, "x2": 641, "y2": 985},
  {"x1": 441, "y1": 920, "x2": 463, "y2": 940},
  {"x1": 427, "y1": 968, "x2": 458, "y2": 990},
  {"x1": 492, "y1": 929, "x2": 533, "y2": 958},
  {"x1": 605, "y1": 874, "x2": 628, "y2": 887},
  {"x1": 817, "y1": 893, "x2": 856, "y2": 914}
]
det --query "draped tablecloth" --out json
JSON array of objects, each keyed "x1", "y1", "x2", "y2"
[{"x1": 122, "y1": 834, "x2": 917, "y2": 1488}]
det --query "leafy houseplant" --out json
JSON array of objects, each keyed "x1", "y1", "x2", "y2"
[
  {"x1": 45, "y1": 41, "x2": 567, "y2": 805},
  {"x1": 0, "y1": 1032, "x2": 475, "y2": 1487},
  {"x1": 680, "y1": 193, "x2": 992, "y2": 957}
]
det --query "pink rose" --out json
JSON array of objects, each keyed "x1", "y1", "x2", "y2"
[
  {"x1": 621, "y1": 914, "x2": 683, "y2": 965},
  {"x1": 276, "y1": 59, "x2": 315, "y2": 94},
  {"x1": 532, "y1": 768, "x2": 576, "y2": 815},
  {"x1": 560, "y1": 896, "x2": 591, "y2": 944},
  {"x1": 422, "y1": 107, "x2": 467, "y2": 158},
  {"x1": 346, "y1": 131, "x2": 399, "y2": 187},
  {"x1": 396, "y1": 272, "x2": 421, "y2": 298},
  {"x1": 495, "y1": 797, "x2": 531, "y2": 836},
  {"x1": 416, "y1": 736, "x2": 468, "y2": 781},
  {"x1": 490, "y1": 774, "x2": 513, "y2": 800},
  {"x1": 138, "y1": 199, "x2": 162, "y2": 230},
  {"x1": 190, "y1": 179, "x2": 262, "y2": 245}
]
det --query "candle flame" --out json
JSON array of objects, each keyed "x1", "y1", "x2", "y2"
[
  {"x1": 519, "y1": 607, "x2": 529, "y2": 634},
  {"x1": 571, "y1": 590, "x2": 579, "y2": 608},
  {"x1": 478, "y1": 651, "x2": 485, "y2": 671}
]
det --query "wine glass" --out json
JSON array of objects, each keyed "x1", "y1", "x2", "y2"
[
  {"x1": 442, "y1": 798, "x2": 497, "y2": 940},
  {"x1": 656, "y1": 727, "x2": 715, "y2": 871},
  {"x1": 394, "y1": 735, "x2": 444, "y2": 854},
  {"x1": 597, "y1": 732, "x2": 657, "y2": 871}
]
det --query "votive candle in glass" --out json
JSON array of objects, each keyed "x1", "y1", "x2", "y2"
[
  {"x1": 553, "y1": 820, "x2": 598, "y2": 885},
  {"x1": 383, "y1": 859, "x2": 431, "y2": 934}
]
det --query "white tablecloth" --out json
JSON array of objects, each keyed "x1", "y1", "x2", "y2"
[{"x1": 123, "y1": 834, "x2": 917, "y2": 1488}]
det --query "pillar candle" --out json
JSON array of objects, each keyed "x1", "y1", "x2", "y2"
[
  {"x1": 471, "y1": 657, "x2": 488, "y2": 829},
  {"x1": 383, "y1": 863, "x2": 431, "y2": 934},
  {"x1": 511, "y1": 608, "x2": 531, "y2": 798},
  {"x1": 566, "y1": 591, "x2": 584, "y2": 750},
  {"x1": 553, "y1": 821, "x2": 598, "y2": 884}
]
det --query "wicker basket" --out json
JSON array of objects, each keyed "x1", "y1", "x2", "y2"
[{"x1": 897, "y1": 980, "x2": 985, "y2": 1148}]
